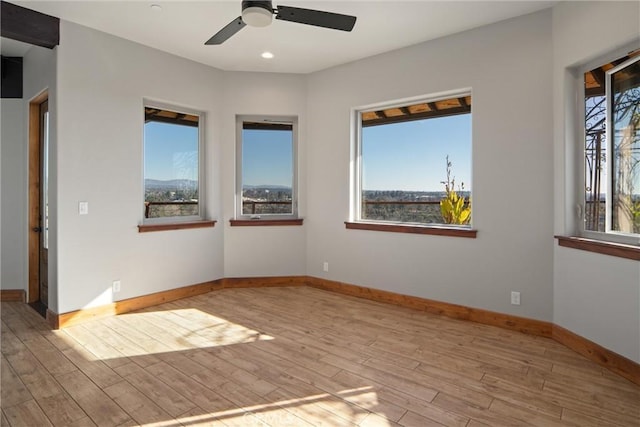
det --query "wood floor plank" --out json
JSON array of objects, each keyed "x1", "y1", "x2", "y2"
[
  {"x1": 480, "y1": 374, "x2": 563, "y2": 418},
  {"x1": 332, "y1": 370, "x2": 469, "y2": 427},
  {"x1": 265, "y1": 385, "x2": 356, "y2": 426},
  {"x1": 115, "y1": 362, "x2": 197, "y2": 418},
  {"x1": 144, "y1": 361, "x2": 236, "y2": 413},
  {"x1": 61, "y1": 325, "x2": 132, "y2": 369},
  {"x1": 315, "y1": 354, "x2": 440, "y2": 405},
  {"x1": 4, "y1": 346, "x2": 66, "y2": 400},
  {"x1": 3, "y1": 400, "x2": 52, "y2": 427},
  {"x1": 20, "y1": 332, "x2": 78, "y2": 377},
  {"x1": 359, "y1": 412, "x2": 402, "y2": 427},
  {"x1": 560, "y1": 407, "x2": 624, "y2": 427},
  {"x1": 54, "y1": 370, "x2": 131, "y2": 427},
  {"x1": 173, "y1": 407, "x2": 227, "y2": 426},
  {"x1": 36, "y1": 391, "x2": 90, "y2": 426},
  {"x1": 62, "y1": 416, "x2": 97, "y2": 427},
  {"x1": 398, "y1": 410, "x2": 447, "y2": 427},
  {"x1": 102, "y1": 380, "x2": 174, "y2": 425},
  {"x1": 0, "y1": 355, "x2": 33, "y2": 408}
]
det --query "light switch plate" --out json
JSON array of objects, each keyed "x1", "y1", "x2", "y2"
[{"x1": 79, "y1": 201, "x2": 89, "y2": 215}]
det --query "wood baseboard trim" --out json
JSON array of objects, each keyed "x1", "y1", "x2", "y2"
[
  {"x1": 223, "y1": 276, "x2": 307, "y2": 288},
  {"x1": 306, "y1": 276, "x2": 552, "y2": 337},
  {"x1": 552, "y1": 324, "x2": 640, "y2": 386},
  {"x1": 0, "y1": 289, "x2": 26, "y2": 302}
]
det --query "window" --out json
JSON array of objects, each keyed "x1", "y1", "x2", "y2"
[
  {"x1": 235, "y1": 116, "x2": 298, "y2": 220},
  {"x1": 582, "y1": 53, "x2": 640, "y2": 244},
  {"x1": 351, "y1": 91, "x2": 472, "y2": 230},
  {"x1": 143, "y1": 103, "x2": 204, "y2": 223}
]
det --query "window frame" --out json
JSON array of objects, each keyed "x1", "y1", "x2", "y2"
[
  {"x1": 235, "y1": 114, "x2": 299, "y2": 221},
  {"x1": 142, "y1": 100, "x2": 206, "y2": 226},
  {"x1": 576, "y1": 51, "x2": 640, "y2": 246},
  {"x1": 349, "y1": 89, "x2": 474, "y2": 231}
]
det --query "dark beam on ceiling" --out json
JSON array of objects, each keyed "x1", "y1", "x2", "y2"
[
  {"x1": 427, "y1": 102, "x2": 438, "y2": 112},
  {"x1": 1, "y1": 1, "x2": 60, "y2": 49}
]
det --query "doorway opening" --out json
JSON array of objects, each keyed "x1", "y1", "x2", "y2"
[{"x1": 28, "y1": 91, "x2": 49, "y2": 318}]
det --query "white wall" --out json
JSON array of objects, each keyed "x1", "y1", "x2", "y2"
[
  {"x1": 306, "y1": 10, "x2": 554, "y2": 321},
  {"x1": 552, "y1": 1, "x2": 640, "y2": 362},
  {"x1": 1, "y1": 99, "x2": 25, "y2": 290},
  {"x1": 221, "y1": 71, "x2": 307, "y2": 277},
  {"x1": 55, "y1": 22, "x2": 224, "y2": 313}
]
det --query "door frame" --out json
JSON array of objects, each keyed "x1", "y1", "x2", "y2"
[{"x1": 28, "y1": 90, "x2": 48, "y2": 304}]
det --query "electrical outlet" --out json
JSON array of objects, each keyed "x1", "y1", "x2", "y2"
[
  {"x1": 511, "y1": 291, "x2": 521, "y2": 305},
  {"x1": 112, "y1": 280, "x2": 121, "y2": 293},
  {"x1": 323, "y1": 261, "x2": 329, "y2": 272}
]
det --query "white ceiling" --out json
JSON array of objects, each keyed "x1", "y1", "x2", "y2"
[{"x1": 15, "y1": 1, "x2": 556, "y2": 74}]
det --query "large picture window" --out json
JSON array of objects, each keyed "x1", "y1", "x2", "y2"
[
  {"x1": 143, "y1": 103, "x2": 204, "y2": 223},
  {"x1": 352, "y1": 91, "x2": 472, "y2": 229},
  {"x1": 236, "y1": 116, "x2": 298, "y2": 220},
  {"x1": 582, "y1": 54, "x2": 640, "y2": 243}
]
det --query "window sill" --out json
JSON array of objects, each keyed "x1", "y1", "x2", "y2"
[
  {"x1": 230, "y1": 219, "x2": 304, "y2": 227},
  {"x1": 138, "y1": 220, "x2": 216, "y2": 233},
  {"x1": 345, "y1": 221, "x2": 477, "y2": 238},
  {"x1": 555, "y1": 236, "x2": 640, "y2": 261}
]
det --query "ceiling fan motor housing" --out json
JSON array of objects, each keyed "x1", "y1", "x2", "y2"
[{"x1": 242, "y1": 1, "x2": 274, "y2": 27}]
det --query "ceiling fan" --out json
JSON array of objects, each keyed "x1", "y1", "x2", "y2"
[{"x1": 205, "y1": 1, "x2": 357, "y2": 45}]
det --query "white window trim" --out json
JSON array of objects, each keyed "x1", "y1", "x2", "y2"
[
  {"x1": 142, "y1": 100, "x2": 206, "y2": 225},
  {"x1": 235, "y1": 115, "x2": 299, "y2": 220},
  {"x1": 575, "y1": 47, "x2": 640, "y2": 246},
  {"x1": 350, "y1": 88, "x2": 473, "y2": 227}
]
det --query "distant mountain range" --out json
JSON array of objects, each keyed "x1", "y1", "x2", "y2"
[
  {"x1": 145, "y1": 179, "x2": 197, "y2": 190},
  {"x1": 243, "y1": 185, "x2": 292, "y2": 190}
]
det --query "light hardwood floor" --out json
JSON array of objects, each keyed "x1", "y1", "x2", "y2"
[{"x1": 1, "y1": 286, "x2": 639, "y2": 426}]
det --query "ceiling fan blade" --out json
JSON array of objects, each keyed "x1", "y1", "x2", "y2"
[
  {"x1": 275, "y1": 5, "x2": 356, "y2": 32},
  {"x1": 205, "y1": 17, "x2": 246, "y2": 45}
]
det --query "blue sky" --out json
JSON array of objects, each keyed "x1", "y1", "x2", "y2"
[
  {"x1": 144, "y1": 115, "x2": 471, "y2": 192},
  {"x1": 242, "y1": 129, "x2": 293, "y2": 187},
  {"x1": 362, "y1": 114, "x2": 472, "y2": 192},
  {"x1": 144, "y1": 122, "x2": 198, "y2": 181}
]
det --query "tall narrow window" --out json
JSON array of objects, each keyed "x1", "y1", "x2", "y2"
[
  {"x1": 583, "y1": 54, "x2": 640, "y2": 241},
  {"x1": 353, "y1": 91, "x2": 472, "y2": 228},
  {"x1": 236, "y1": 116, "x2": 297, "y2": 220},
  {"x1": 143, "y1": 104, "x2": 204, "y2": 222}
]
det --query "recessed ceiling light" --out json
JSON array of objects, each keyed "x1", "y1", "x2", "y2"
[
  {"x1": 261, "y1": 51, "x2": 274, "y2": 59},
  {"x1": 150, "y1": 4, "x2": 162, "y2": 12}
]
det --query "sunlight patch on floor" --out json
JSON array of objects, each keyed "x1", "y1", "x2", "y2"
[{"x1": 61, "y1": 308, "x2": 274, "y2": 360}]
